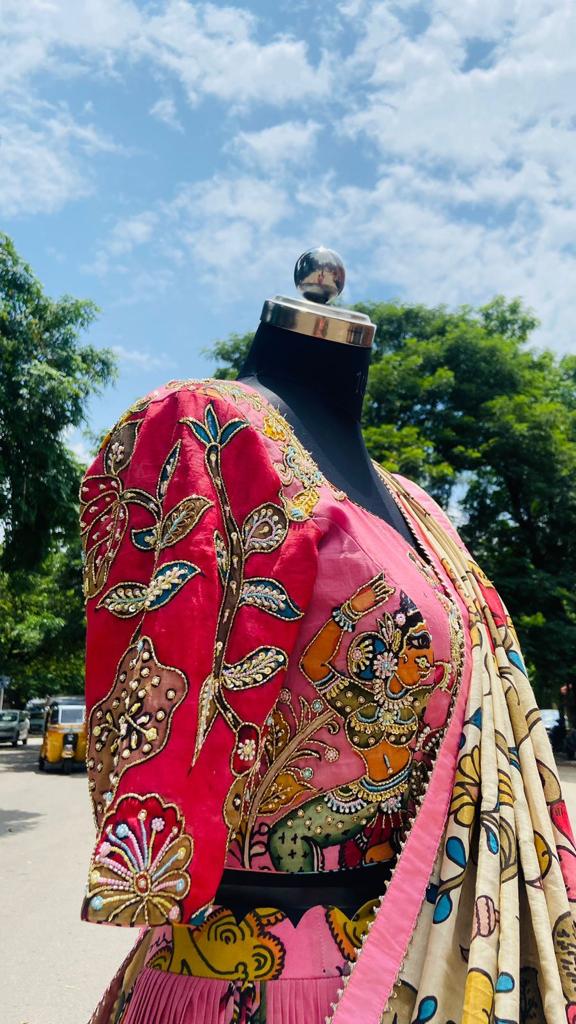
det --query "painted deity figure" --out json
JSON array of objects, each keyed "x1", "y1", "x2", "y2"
[{"x1": 268, "y1": 573, "x2": 445, "y2": 871}]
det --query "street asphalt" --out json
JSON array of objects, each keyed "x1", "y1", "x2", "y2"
[{"x1": 1, "y1": 737, "x2": 575, "y2": 1024}]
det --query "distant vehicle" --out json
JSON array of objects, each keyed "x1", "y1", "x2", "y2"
[
  {"x1": 25, "y1": 698, "x2": 46, "y2": 735},
  {"x1": 0, "y1": 709, "x2": 30, "y2": 747},
  {"x1": 540, "y1": 708, "x2": 568, "y2": 753},
  {"x1": 38, "y1": 695, "x2": 86, "y2": 773}
]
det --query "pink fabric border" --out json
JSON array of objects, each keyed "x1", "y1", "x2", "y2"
[{"x1": 332, "y1": 599, "x2": 471, "y2": 1024}]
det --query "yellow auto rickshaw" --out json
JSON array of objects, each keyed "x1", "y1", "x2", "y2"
[{"x1": 38, "y1": 695, "x2": 87, "y2": 772}]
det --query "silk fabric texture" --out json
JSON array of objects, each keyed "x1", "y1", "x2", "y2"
[{"x1": 80, "y1": 379, "x2": 575, "y2": 1024}]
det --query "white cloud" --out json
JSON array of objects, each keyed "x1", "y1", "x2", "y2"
[
  {"x1": 85, "y1": 173, "x2": 307, "y2": 304},
  {"x1": 85, "y1": 211, "x2": 159, "y2": 275},
  {"x1": 0, "y1": 0, "x2": 331, "y2": 104},
  {"x1": 3, "y1": 0, "x2": 575, "y2": 351},
  {"x1": 1, "y1": 1, "x2": 332, "y2": 216},
  {"x1": 230, "y1": 120, "x2": 321, "y2": 170},
  {"x1": 327, "y1": 0, "x2": 576, "y2": 349},
  {"x1": 149, "y1": 97, "x2": 183, "y2": 132},
  {"x1": 138, "y1": 3, "x2": 332, "y2": 107},
  {"x1": 171, "y1": 173, "x2": 296, "y2": 295},
  {"x1": 111, "y1": 345, "x2": 174, "y2": 370},
  {"x1": 0, "y1": 102, "x2": 119, "y2": 216}
]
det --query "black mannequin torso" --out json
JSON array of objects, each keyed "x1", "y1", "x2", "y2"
[{"x1": 238, "y1": 321, "x2": 415, "y2": 549}]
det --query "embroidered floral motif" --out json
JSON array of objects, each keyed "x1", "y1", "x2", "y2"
[
  {"x1": 80, "y1": 419, "x2": 143, "y2": 599},
  {"x1": 199, "y1": 379, "x2": 346, "y2": 520},
  {"x1": 178, "y1": 401, "x2": 298, "y2": 774},
  {"x1": 85, "y1": 794, "x2": 193, "y2": 926},
  {"x1": 81, "y1": 408, "x2": 214, "y2": 615},
  {"x1": 82, "y1": 405, "x2": 214, "y2": 615}
]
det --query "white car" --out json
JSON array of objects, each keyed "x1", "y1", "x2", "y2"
[{"x1": 0, "y1": 709, "x2": 30, "y2": 746}]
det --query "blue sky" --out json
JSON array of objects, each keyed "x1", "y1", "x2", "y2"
[{"x1": 2, "y1": 0, "x2": 575, "y2": 456}]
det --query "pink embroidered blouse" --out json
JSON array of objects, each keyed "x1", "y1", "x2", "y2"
[{"x1": 80, "y1": 379, "x2": 470, "y2": 928}]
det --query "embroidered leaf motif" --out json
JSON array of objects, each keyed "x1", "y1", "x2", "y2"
[
  {"x1": 220, "y1": 419, "x2": 247, "y2": 446},
  {"x1": 131, "y1": 525, "x2": 159, "y2": 551},
  {"x1": 122, "y1": 487, "x2": 161, "y2": 518},
  {"x1": 182, "y1": 418, "x2": 212, "y2": 445},
  {"x1": 103, "y1": 419, "x2": 141, "y2": 475},
  {"x1": 157, "y1": 441, "x2": 181, "y2": 501},
  {"x1": 194, "y1": 673, "x2": 218, "y2": 763},
  {"x1": 98, "y1": 562, "x2": 200, "y2": 617},
  {"x1": 240, "y1": 578, "x2": 303, "y2": 620},
  {"x1": 159, "y1": 496, "x2": 212, "y2": 549},
  {"x1": 145, "y1": 561, "x2": 200, "y2": 610},
  {"x1": 259, "y1": 770, "x2": 314, "y2": 816},
  {"x1": 181, "y1": 407, "x2": 248, "y2": 449},
  {"x1": 98, "y1": 582, "x2": 149, "y2": 617},
  {"x1": 263, "y1": 709, "x2": 291, "y2": 761},
  {"x1": 205, "y1": 404, "x2": 220, "y2": 441},
  {"x1": 242, "y1": 503, "x2": 288, "y2": 555},
  {"x1": 214, "y1": 530, "x2": 229, "y2": 584},
  {"x1": 80, "y1": 476, "x2": 127, "y2": 599},
  {"x1": 222, "y1": 647, "x2": 288, "y2": 691}
]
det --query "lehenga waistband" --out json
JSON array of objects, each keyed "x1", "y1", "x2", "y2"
[{"x1": 214, "y1": 862, "x2": 392, "y2": 922}]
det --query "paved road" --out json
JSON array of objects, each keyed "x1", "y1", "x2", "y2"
[
  {"x1": 1, "y1": 739, "x2": 575, "y2": 1024},
  {"x1": 0, "y1": 739, "x2": 134, "y2": 1024}
]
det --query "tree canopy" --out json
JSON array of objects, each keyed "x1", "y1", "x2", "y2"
[
  {"x1": 0, "y1": 233, "x2": 116, "y2": 570},
  {"x1": 0, "y1": 548, "x2": 86, "y2": 705},
  {"x1": 0, "y1": 234, "x2": 117, "y2": 704},
  {"x1": 208, "y1": 298, "x2": 576, "y2": 712}
]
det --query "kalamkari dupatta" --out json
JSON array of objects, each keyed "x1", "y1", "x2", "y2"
[{"x1": 330, "y1": 470, "x2": 576, "y2": 1024}]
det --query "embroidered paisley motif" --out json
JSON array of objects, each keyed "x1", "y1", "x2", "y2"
[{"x1": 88, "y1": 636, "x2": 189, "y2": 824}]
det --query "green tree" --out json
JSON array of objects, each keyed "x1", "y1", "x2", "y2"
[
  {"x1": 0, "y1": 233, "x2": 116, "y2": 569},
  {"x1": 207, "y1": 298, "x2": 576, "y2": 712},
  {"x1": 0, "y1": 234, "x2": 118, "y2": 706},
  {"x1": 207, "y1": 332, "x2": 254, "y2": 380},
  {"x1": 0, "y1": 546, "x2": 86, "y2": 706}
]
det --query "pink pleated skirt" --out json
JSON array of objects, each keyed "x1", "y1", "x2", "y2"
[
  {"x1": 115, "y1": 904, "x2": 362, "y2": 1024},
  {"x1": 123, "y1": 968, "x2": 341, "y2": 1024}
]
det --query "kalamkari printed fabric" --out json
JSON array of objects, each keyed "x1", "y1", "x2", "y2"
[{"x1": 81, "y1": 379, "x2": 576, "y2": 1024}]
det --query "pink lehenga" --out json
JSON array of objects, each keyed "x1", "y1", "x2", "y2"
[{"x1": 80, "y1": 379, "x2": 575, "y2": 1024}]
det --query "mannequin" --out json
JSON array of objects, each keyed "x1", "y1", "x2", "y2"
[
  {"x1": 238, "y1": 249, "x2": 416, "y2": 549},
  {"x1": 216, "y1": 249, "x2": 415, "y2": 919}
]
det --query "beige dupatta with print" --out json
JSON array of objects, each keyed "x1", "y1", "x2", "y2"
[{"x1": 332, "y1": 471, "x2": 576, "y2": 1024}]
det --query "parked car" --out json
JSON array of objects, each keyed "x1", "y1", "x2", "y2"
[
  {"x1": 25, "y1": 698, "x2": 46, "y2": 735},
  {"x1": 0, "y1": 709, "x2": 30, "y2": 746},
  {"x1": 539, "y1": 708, "x2": 568, "y2": 753}
]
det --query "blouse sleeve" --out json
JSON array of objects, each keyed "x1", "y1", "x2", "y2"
[{"x1": 79, "y1": 382, "x2": 320, "y2": 927}]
